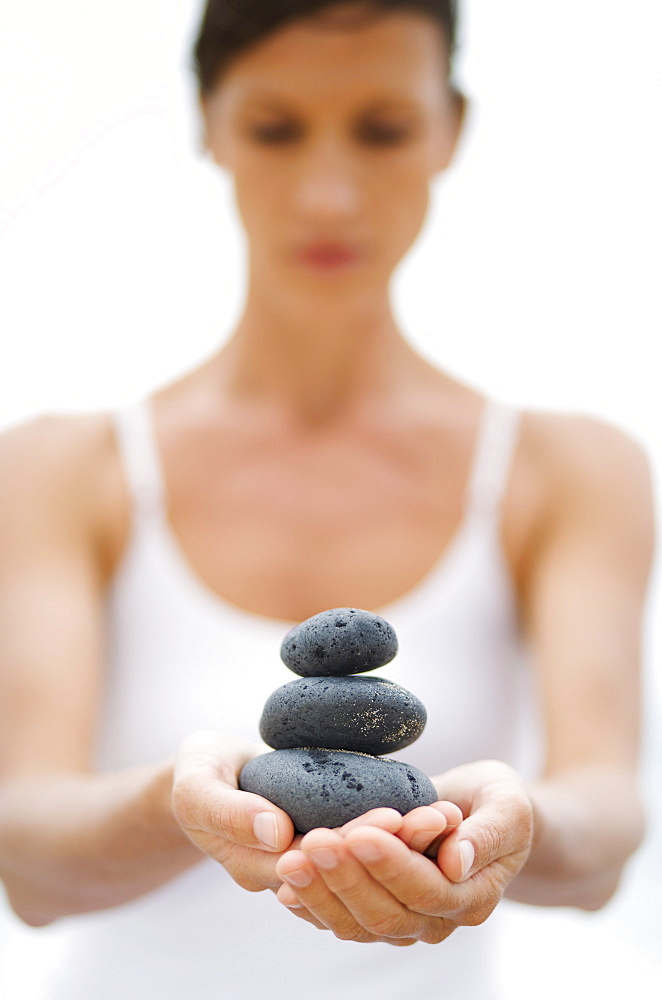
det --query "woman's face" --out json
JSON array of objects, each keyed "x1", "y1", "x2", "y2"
[{"x1": 201, "y1": 6, "x2": 464, "y2": 291}]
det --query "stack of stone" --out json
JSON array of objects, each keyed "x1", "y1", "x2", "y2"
[{"x1": 239, "y1": 607, "x2": 437, "y2": 833}]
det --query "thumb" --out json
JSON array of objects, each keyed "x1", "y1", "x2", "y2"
[
  {"x1": 172, "y1": 731, "x2": 295, "y2": 852},
  {"x1": 436, "y1": 800, "x2": 532, "y2": 884}
]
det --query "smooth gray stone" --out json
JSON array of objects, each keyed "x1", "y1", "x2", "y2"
[
  {"x1": 280, "y1": 608, "x2": 398, "y2": 677},
  {"x1": 239, "y1": 748, "x2": 437, "y2": 833},
  {"x1": 259, "y1": 675, "x2": 426, "y2": 755}
]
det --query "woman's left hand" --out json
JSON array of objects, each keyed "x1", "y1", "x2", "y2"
[{"x1": 274, "y1": 760, "x2": 534, "y2": 945}]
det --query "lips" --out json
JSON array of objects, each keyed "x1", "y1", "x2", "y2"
[{"x1": 297, "y1": 242, "x2": 364, "y2": 268}]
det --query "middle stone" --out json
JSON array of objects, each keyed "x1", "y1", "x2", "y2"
[{"x1": 259, "y1": 675, "x2": 427, "y2": 756}]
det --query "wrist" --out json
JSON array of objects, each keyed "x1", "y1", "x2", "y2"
[
  {"x1": 140, "y1": 757, "x2": 191, "y2": 844},
  {"x1": 95, "y1": 759, "x2": 200, "y2": 864},
  {"x1": 1, "y1": 762, "x2": 202, "y2": 926},
  {"x1": 508, "y1": 766, "x2": 645, "y2": 909}
]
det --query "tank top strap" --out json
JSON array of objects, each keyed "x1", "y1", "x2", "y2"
[
  {"x1": 111, "y1": 396, "x2": 168, "y2": 523},
  {"x1": 463, "y1": 398, "x2": 522, "y2": 521}
]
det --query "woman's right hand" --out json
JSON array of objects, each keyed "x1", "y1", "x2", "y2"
[{"x1": 171, "y1": 731, "x2": 297, "y2": 892}]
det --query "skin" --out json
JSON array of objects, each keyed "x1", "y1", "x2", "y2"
[{"x1": 0, "y1": 3, "x2": 655, "y2": 948}]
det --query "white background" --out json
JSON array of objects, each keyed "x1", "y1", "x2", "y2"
[{"x1": 1, "y1": 1, "x2": 661, "y2": 996}]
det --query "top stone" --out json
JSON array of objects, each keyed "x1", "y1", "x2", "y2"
[{"x1": 280, "y1": 608, "x2": 398, "y2": 677}]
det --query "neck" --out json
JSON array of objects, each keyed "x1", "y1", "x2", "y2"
[{"x1": 212, "y1": 271, "x2": 427, "y2": 425}]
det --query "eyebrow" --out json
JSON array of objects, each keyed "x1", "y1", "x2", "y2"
[{"x1": 240, "y1": 91, "x2": 420, "y2": 114}]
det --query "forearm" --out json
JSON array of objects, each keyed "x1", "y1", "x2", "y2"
[
  {"x1": 0, "y1": 760, "x2": 201, "y2": 926},
  {"x1": 505, "y1": 765, "x2": 645, "y2": 910}
]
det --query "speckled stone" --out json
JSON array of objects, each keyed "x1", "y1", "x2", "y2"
[
  {"x1": 239, "y1": 748, "x2": 437, "y2": 833},
  {"x1": 259, "y1": 676, "x2": 426, "y2": 755},
  {"x1": 280, "y1": 608, "x2": 398, "y2": 677}
]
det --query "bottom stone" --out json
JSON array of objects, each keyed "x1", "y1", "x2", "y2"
[{"x1": 239, "y1": 748, "x2": 438, "y2": 833}]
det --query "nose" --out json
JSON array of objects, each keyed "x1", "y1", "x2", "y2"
[{"x1": 294, "y1": 136, "x2": 363, "y2": 220}]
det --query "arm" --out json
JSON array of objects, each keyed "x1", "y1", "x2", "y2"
[
  {"x1": 504, "y1": 414, "x2": 654, "y2": 907},
  {"x1": 0, "y1": 742, "x2": 294, "y2": 926},
  {"x1": 273, "y1": 414, "x2": 655, "y2": 937},
  {"x1": 0, "y1": 416, "x2": 294, "y2": 927}
]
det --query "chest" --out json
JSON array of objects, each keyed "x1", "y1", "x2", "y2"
[
  {"x1": 160, "y1": 427, "x2": 478, "y2": 620},
  {"x1": 102, "y1": 490, "x2": 535, "y2": 774}
]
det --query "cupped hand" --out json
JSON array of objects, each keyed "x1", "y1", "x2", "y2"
[
  {"x1": 171, "y1": 731, "x2": 297, "y2": 891},
  {"x1": 275, "y1": 759, "x2": 533, "y2": 945}
]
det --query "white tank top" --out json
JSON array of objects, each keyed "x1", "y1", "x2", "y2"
[{"x1": 1, "y1": 396, "x2": 543, "y2": 1000}]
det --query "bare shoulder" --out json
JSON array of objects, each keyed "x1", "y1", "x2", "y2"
[
  {"x1": 0, "y1": 410, "x2": 106, "y2": 469},
  {"x1": 0, "y1": 409, "x2": 114, "y2": 501},
  {"x1": 0, "y1": 411, "x2": 128, "y2": 575},
  {"x1": 516, "y1": 408, "x2": 655, "y2": 572},
  {"x1": 522, "y1": 407, "x2": 650, "y2": 471},
  {"x1": 519, "y1": 408, "x2": 654, "y2": 504}
]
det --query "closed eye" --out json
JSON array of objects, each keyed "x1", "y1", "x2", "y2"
[
  {"x1": 355, "y1": 124, "x2": 411, "y2": 145},
  {"x1": 250, "y1": 123, "x2": 303, "y2": 143},
  {"x1": 249, "y1": 123, "x2": 413, "y2": 146}
]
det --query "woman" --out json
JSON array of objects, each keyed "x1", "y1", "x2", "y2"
[{"x1": 0, "y1": 1, "x2": 654, "y2": 997}]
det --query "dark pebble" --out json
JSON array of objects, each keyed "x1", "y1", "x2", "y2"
[
  {"x1": 280, "y1": 607, "x2": 398, "y2": 677},
  {"x1": 259, "y1": 675, "x2": 426, "y2": 755},
  {"x1": 239, "y1": 748, "x2": 437, "y2": 833}
]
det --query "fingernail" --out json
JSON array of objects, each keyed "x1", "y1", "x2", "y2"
[
  {"x1": 348, "y1": 840, "x2": 382, "y2": 863},
  {"x1": 310, "y1": 848, "x2": 338, "y2": 870},
  {"x1": 254, "y1": 812, "x2": 279, "y2": 849},
  {"x1": 459, "y1": 840, "x2": 475, "y2": 879},
  {"x1": 283, "y1": 868, "x2": 312, "y2": 888}
]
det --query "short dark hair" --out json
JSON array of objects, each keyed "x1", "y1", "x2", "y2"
[{"x1": 192, "y1": 0, "x2": 459, "y2": 95}]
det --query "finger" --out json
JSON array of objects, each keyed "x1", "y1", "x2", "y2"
[
  {"x1": 172, "y1": 731, "x2": 295, "y2": 851},
  {"x1": 427, "y1": 800, "x2": 465, "y2": 828},
  {"x1": 277, "y1": 842, "x2": 390, "y2": 943},
  {"x1": 396, "y1": 805, "x2": 448, "y2": 853},
  {"x1": 299, "y1": 828, "x2": 430, "y2": 941},
  {"x1": 278, "y1": 887, "x2": 418, "y2": 946},
  {"x1": 276, "y1": 884, "x2": 418, "y2": 946},
  {"x1": 337, "y1": 803, "x2": 460, "y2": 850},
  {"x1": 275, "y1": 884, "x2": 329, "y2": 928},
  {"x1": 395, "y1": 802, "x2": 463, "y2": 861},
  {"x1": 209, "y1": 832, "x2": 306, "y2": 893},
  {"x1": 337, "y1": 808, "x2": 403, "y2": 837},
  {"x1": 436, "y1": 793, "x2": 533, "y2": 884},
  {"x1": 344, "y1": 825, "x2": 459, "y2": 920},
  {"x1": 211, "y1": 842, "x2": 286, "y2": 891},
  {"x1": 277, "y1": 881, "x2": 305, "y2": 908},
  {"x1": 275, "y1": 882, "x2": 331, "y2": 931},
  {"x1": 346, "y1": 824, "x2": 514, "y2": 933}
]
